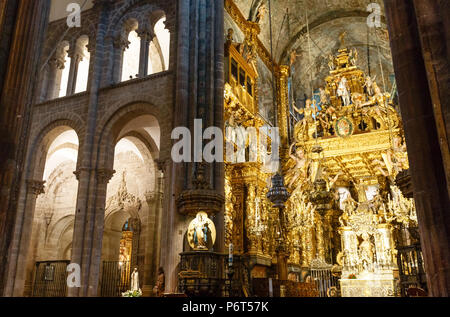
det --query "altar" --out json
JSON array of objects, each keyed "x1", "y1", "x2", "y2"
[{"x1": 340, "y1": 272, "x2": 398, "y2": 297}]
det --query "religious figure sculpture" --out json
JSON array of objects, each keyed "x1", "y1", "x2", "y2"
[
  {"x1": 193, "y1": 213, "x2": 208, "y2": 249},
  {"x1": 255, "y1": 3, "x2": 268, "y2": 24},
  {"x1": 349, "y1": 48, "x2": 358, "y2": 66},
  {"x1": 364, "y1": 75, "x2": 376, "y2": 96},
  {"x1": 355, "y1": 179, "x2": 368, "y2": 202},
  {"x1": 290, "y1": 49, "x2": 301, "y2": 67},
  {"x1": 337, "y1": 76, "x2": 351, "y2": 106},
  {"x1": 187, "y1": 212, "x2": 216, "y2": 251},
  {"x1": 153, "y1": 267, "x2": 165, "y2": 297},
  {"x1": 328, "y1": 54, "x2": 336, "y2": 71},
  {"x1": 130, "y1": 267, "x2": 140, "y2": 292},
  {"x1": 287, "y1": 143, "x2": 309, "y2": 188},
  {"x1": 359, "y1": 233, "x2": 375, "y2": 271},
  {"x1": 319, "y1": 87, "x2": 329, "y2": 106}
]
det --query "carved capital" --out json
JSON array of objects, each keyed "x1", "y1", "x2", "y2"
[
  {"x1": 48, "y1": 57, "x2": 65, "y2": 70},
  {"x1": 73, "y1": 167, "x2": 92, "y2": 181},
  {"x1": 26, "y1": 180, "x2": 45, "y2": 196},
  {"x1": 164, "y1": 17, "x2": 176, "y2": 33},
  {"x1": 155, "y1": 159, "x2": 168, "y2": 173},
  {"x1": 113, "y1": 36, "x2": 130, "y2": 51},
  {"x1": 136, "y1": 29, "x2": 154, "y2": 42},
  {"x1": 96, "y1": 168, "x2": 115, "y2": 185}
]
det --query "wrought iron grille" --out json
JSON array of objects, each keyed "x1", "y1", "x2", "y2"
[
  {"x1": 397, "y1": 244, "x2": 427, "y2": 296},
  {"x1": 32, "y1": 261, "x2": 69, "y2": 297},
  {"x1": 100, "y1": 261, "x2": 131, "y2": 297}
]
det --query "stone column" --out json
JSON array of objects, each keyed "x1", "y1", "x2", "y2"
[
  {"x1": 384, "y1": 0, "x2": 450, "y2": 296},
  {"x1": 68, "y1": 0, "x2": 114, "y2": 297},
  {"x1": 3, "y1": 180, "x2": 45, "y2": 296},
  {"x1": 142, "y1": 191, "x2": 157, "y2": 296},
  {"x1": 0, "y1": 0, "x2": 50, "y2": 296},
  {"x1": 46, "y1": 56, "x2": 65, "y2": 100},
  {"x1": 137, "y1": 29, "x2": 153, "y2": 78},
  {"x1": 412, "y1": 0, "x2": 450, "y2": 197},
  {"x1": 111, "y1": 36, "x2": 129, "y2": 83},
  {"x1": 0, "y1": 0, "x2": 19, "y2": 95},
  {"x1": 86, "y1": 168, "x2": 115, "y2": 297},
  {"x1": 66, "y1": 44, "x2": 83, "y2": 96}
]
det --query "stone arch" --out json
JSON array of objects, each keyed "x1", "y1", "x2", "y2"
[
  {"x1": 25, "y1": 116, "x2": 85, "y2": 181},
  {"x1": 94, "y1": 101, "x2": 163, "y2": 171},
  {"x1": 6, "y1": 118, "x2": 83, "y2": 296},
  {"x1": 45, "y1": 215, "x2": 76, "y2": 260}
]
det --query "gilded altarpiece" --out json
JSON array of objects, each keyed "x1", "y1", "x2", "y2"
[{"x1": 283, "y1": 44, "x2": 417, "y2": 297}]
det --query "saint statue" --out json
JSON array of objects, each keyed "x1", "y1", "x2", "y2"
[
  {"x1": 287, "y1": 144, "x2": 309, "y2": 188},
  {"x1": 153, "y1": 267, "x2": 165, "y2": 297},
  {"x1": 359, "y1": 233, "x2": 375, "y2": 270},
  {"x1": 337, "y1": 76, "x2": 351, "y2": 106},
  {"x1": 193, "y1": 213, "x2": 208, "y2": 249},
  {"x1": 130, "y1": 267, "x2": 140, "y2": 292},
  {"x1": 355, "y1": 179, "x2": 368, "y2": 202}
]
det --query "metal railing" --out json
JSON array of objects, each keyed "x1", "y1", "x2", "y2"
[
  {"x1": 100, "y1": 261, "x2": 131, "y2": 297},
  {"x1": 32, "y1": 261, "x2": 70, "y2": 297}
]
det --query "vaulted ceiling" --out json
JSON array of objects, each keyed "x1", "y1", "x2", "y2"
[
  {"x1": 232, "y1": 0, "x2": 393, "y2": 102},
  {"x1": 233, "y1": 0, "x2": 387, "y2": 62}
]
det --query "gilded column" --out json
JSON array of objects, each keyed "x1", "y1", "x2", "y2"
[{"x1": 277, "y1": 65, "x2": 290, "y2": 160}]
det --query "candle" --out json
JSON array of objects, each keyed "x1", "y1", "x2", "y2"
[{"x1": 229, "y1": 243, "x2": 234, "y2": 267}]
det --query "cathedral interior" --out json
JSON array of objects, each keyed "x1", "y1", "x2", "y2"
[{"x1": 0, "y1": 0, "x2": 449, "y2": 298}]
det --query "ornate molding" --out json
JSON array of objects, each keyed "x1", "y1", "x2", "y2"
[
  {"x1": 176, "y1": 189, "x2": 225, "y2": 217},
  {"x1": 224, "y1": 0, "x2": 279, "y2": 71}
]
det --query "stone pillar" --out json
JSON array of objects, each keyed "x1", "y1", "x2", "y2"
[
  {"x1": 68, "y1": 0, "x2": 114, "y2": 297},
  {"x1": 111, "y1": 37, "x2": 129, "y2": 84},
  {"x1": 384, "y1": 0, "x2": 450, "y2": 296},
  {"x1": 0, "y1": 0, "x2": 19, "y2": 94},
  {"x1": 137, "y1": 29, "x2": 153, "y2": 78},
  {"x1": 412, "y1": 0, "x2": 450, "y2": 197},
  {"x1": 9, "y1": 180, "x2": 45, "y2": 296},
  {"x1": 66, "y1": 44, "x2": 83, "y2": 96},
  {"x1": 142, "y1": 191, "x2": 157, "y2": 296},
  {"x1": 46, "y1": 56, "x2": 65, "y2": 100},
  {"x1": 0, "y1": 0, "x2": 50, "y2": 296},
  {"x1": 161, "y1": 0, "x2": 225, "y2": 294},
  {"x1": 86, "y1": 168, "x2": 115, "y2": 296}
]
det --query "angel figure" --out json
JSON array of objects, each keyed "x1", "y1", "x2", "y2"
[
  {"x1": 373, "y1": 158, "x2": 390, "y2": 177},
  {"x1": 319, "y1": 87, "x2": 329, "y2": 106},
  {"x1": 364, "y1": 75, "x2": 376, "y2": 96},
  {"x1": 290, "y1": 49, "x2": 301, "y2": 67},
  {"x1": 342, "y1": 195, "x2": 357, "y2": 216},
  {"x1": 287, "y1": 143, "x2": 310, "y2": 188},
  {"x1": 328, "y1": 54, "x2": 336, "y2": 71},
  {"x1": 350, "y1": 48, "x2": 358, "y2": 66},
  {"x1": 327, "y1": 171, "x2": 344, "y2": 190},
  {"x1": 255, "y1": 3, "x2": 268, "y2": 23}
]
